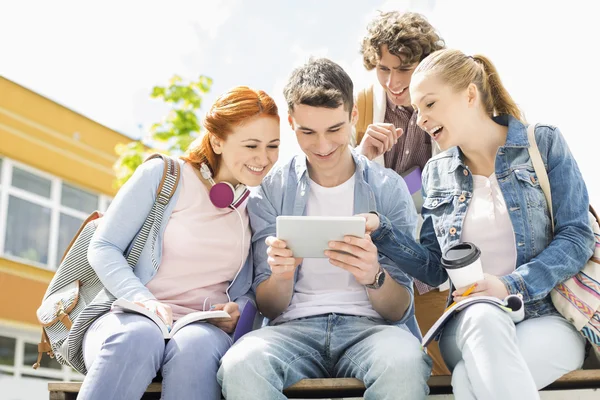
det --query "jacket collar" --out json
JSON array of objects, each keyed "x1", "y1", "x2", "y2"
[
  {"x1": 499, "y1": 115, "x2": 529, "y2": 148},
  {"x1": 443, "y1": 115, "x2": 529, "y2": 173}
]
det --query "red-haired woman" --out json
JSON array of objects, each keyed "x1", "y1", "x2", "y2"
[{"x1": 79, "y1": 86, "x2": 280, "y2": 400}]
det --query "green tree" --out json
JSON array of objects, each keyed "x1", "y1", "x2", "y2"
[{"x1": 113, "y1": 75, "x2": 213, "y2": 187}]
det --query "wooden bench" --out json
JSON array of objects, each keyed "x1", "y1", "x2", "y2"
[{"x1": 48, "y1": 369, "x2": 600, "y2": 399}]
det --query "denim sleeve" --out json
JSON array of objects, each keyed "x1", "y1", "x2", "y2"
[
  {"x1": 247, "y1": 184, "x2": 278, "y2": 293},
  {"x1": 499, "y1": 126, "x2": 595, "y2": 302},
  {"x1": 371, "y1": 165, "x2": 447, "y2": 287},
  {"x1": 87, "y1": 159, "x2": 164, "y2": 302}
]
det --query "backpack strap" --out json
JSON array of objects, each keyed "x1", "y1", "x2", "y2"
[
  {"x1": 526, "y1": 123, "x2": 554, "y2": 231},
  {"x1": 355, "y1": 85, "x2": 374, "y2": 145},
  {"x1": 32, "y1": 329, "x2": 53, "y2": 369},
  {"x1": 125, "y1": 153, "x2": 181, "y2": 270}
]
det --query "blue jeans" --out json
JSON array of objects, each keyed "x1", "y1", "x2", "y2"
[
  {"x1": 218, "y1": 313, "x2": 432, "y2": 400},
  {"x1": 79, "y1": 312, "x2": 233, "y2": 400}
]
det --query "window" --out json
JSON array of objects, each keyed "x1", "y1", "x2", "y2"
[
  {"x1": 11, "y1": 167, "x2": 52, "y2": 198},
  {"x1": 0, "y1": 157, "x2": 112, "y2": 270},
  {"x1": 0, "y1": 327, "x2": 83, "y2": 398},
  {"x1": 0, "y1": 336, "x2": 16, "y2": 366},
  {"x1": 61, "y1": 183, "x2": 98, "y2": 214},
  {"x1": 5, "y1": 196, "x2": 51, "y2": 264}
]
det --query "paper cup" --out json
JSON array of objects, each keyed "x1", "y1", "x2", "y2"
[{"x1": 442, "y1": 242, "x2": 484, "y2": 289}]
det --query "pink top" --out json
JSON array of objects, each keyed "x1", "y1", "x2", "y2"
[{"x1": 145, "y1": 163, "x2": 251, "y2": 320}]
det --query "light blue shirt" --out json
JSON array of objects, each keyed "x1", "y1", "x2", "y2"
[{"x1": 247, "y1": 149, "x2": 421, "y2": 337}]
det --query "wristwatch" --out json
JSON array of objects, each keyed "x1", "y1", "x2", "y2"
[{"x1": 365, "y1": 267, "x2": 385, "y2": 289}]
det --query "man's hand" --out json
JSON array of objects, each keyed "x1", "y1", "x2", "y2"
[
  {"x1": 452, "y1": 274, "x2": 510, "y2": 302},
  {"x1": 325, "y1": 234, "x2": 380, "y2": 285},
  {"x1": 359, "y1": 123, "x2": 402, "y2": 160},
  {"x1": 207, "y1": 302, "x2": 240, "y2": 333},
  {"x1": 265, "y1": 236, "x2": 303, "y2": 281},
  {"x1": 134, "y1": 300, "x2": 173, "y2": 329}
]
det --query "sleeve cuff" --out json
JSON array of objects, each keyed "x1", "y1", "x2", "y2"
[
  {"x1": 499, "y1": 273, "x2": 530, "y2": 302},
  {"x1": 371, "y1": 212, "x2": 391, "y2": 242},
  {"x1": 252, "y1": 272, "x2": 272, "y2": 293}
]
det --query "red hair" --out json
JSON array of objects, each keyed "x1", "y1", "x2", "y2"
[{"x1": 182, "y1": 86, "x2": 279, "y2": 175}]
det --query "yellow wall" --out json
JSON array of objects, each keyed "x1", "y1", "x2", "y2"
[
  {"x1": 0, "y1": 76, "x2": 133, "y2": 327},
  {"x1": 0, "y1": 76, "x2": 132, "y2": 196}
]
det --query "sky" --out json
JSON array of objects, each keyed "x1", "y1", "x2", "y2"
[{"x1": 1, "y1": 0, "x2": 599, "y2": 202}]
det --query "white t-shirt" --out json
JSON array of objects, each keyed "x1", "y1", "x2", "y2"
[
  {"x1": 274, "y1": 174, "x2": 382, "y2": 323},
  {"x1": 460, "y1": 174, "x2": 517, "y2": 277}
]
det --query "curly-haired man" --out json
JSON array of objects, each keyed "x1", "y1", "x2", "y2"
[
  {"x1": 354, "y1": 11, "x2": 444, "y2": 167},
  {"x1": 352, "y1": 11, "x2": 451, "y2": 376}
]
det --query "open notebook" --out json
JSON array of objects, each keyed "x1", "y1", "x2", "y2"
[
  {"x1": 421, "y1": 294, "x2": 525, "y2": 347},
  {"x1": 111, "y1": 298, "x2": 257, "y2": 340}
]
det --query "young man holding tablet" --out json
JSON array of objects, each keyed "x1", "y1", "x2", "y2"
[{"x1": 218, "y1": 58, "x2": 432, "y2": 400}]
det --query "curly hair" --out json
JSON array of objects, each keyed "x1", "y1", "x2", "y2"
[{"x1": 361, "y1": 11, "x2": 445, "y2": 70}]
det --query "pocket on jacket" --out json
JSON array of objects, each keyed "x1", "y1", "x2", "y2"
[
  {"x1": 513, "y1": 168, "x2": 547, "y2": 209},
  {"x1": 423, "y1": 194, "x2": 454, "y2": 237}
]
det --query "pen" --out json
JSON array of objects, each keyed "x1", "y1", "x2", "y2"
[{"x1": 445, "y1": 283, "x2": 477, "y2": 312}]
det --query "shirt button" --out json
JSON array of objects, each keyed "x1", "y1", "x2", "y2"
[
  {"x1": 463, "y1": 169, "x2": 469, "y2": 176},
  {"x1": 459, "y1": 194, "x2": 466, "y2": 202},
  {"x1": 405, "y1": 150, "x2": 410, "y2": 155},
  {"x1": 449, "y1": 227, "x2": 457, "y2": 235},
  {"x1": 530, "y1": 176, "x2": 537, "y2": 184}
]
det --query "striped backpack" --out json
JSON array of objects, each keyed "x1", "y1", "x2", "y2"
[
  {"x1": 527, "y1": 124, "x2": 600, "y2": 357},
  {"x1": 33, "y1": 154, "x2": 180, "y2": 374}
]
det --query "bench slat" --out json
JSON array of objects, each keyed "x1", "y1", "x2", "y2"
[{"x1": 48, "y1": 369, "x2": 600, "y2": 398}]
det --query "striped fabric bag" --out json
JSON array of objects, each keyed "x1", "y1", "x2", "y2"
[
  {"x1": 33, "y1": 154, "x2": 180, "y2": 374},
  {"x1": 527, "y1": 124, "x2": 600, "y2": 357}
]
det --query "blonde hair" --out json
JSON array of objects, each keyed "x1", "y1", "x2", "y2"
[{"x1": 415, "y1": 49, "x2": 523, "y2": 121}]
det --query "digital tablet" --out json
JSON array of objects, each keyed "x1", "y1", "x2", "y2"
[{"x1": 276, "y1": 216, "x2": 366, "y2": 258}]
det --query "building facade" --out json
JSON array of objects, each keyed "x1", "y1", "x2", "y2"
[{"x1": 0, "y1": 76, "x2": 131, "y2": 398}]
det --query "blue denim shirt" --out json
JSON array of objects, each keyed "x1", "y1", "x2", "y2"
[
  {"x1": 373, "y1": 116, "x2": 594, "y2": 319},
  {"x1": 88, "y1": 158, "x2": 254, "y2": 312},
  {"x1": 247, "y1": 150, "x2": 421, "y2": 335}
]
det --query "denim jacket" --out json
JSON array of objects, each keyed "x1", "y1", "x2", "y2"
[
  {"x1": 87, "y1": 158, "x2": 254, "y2": 313},
  {"x1": 247, "y1": 150, "x2": 421, "y2": 334},
  {"x1": 373, "y1": 116, "x2": 594, "y2": 319}
]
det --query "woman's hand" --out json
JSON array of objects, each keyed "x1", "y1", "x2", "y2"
[
  {"x1": 134, "y1": 300, "x2": 173, "y2": 329},
  {"x1": 452, "y1": 274, "x2": 509, "y2": 302},
  {"x1": 207, "y1": 302, "x2": 240, "y2": 333},
  {"x1": 355, "y1": 213, "x2": 380, "y2": 234}
]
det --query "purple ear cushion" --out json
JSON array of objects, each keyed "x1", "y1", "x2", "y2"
[{"x1": 210, "y1": 182, "x2": 235, "y2": 208}]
